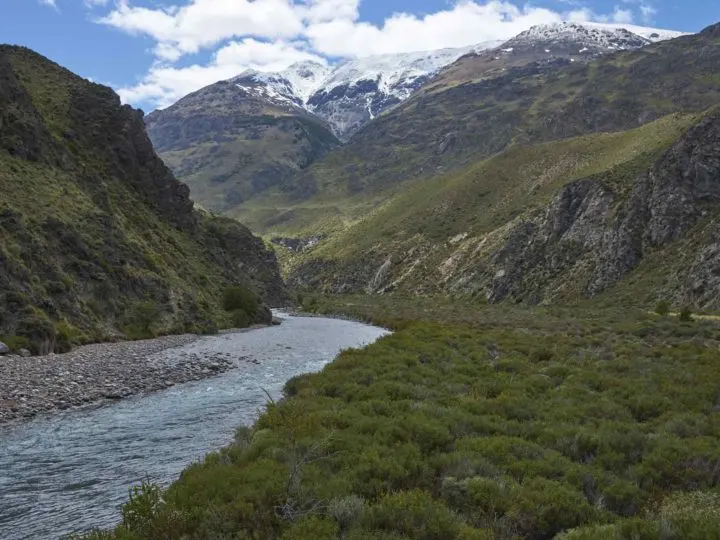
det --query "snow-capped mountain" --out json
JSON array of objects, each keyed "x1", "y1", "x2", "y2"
[
  {"x1": 232, "y1": 41, "x2": 502, "y2": 139},
  {"x1": 227, "y1": 21, "x2": 683, "y2": 140},
  {"x1": 500, "y1": 22, "x2": 684, "y2": 55}
]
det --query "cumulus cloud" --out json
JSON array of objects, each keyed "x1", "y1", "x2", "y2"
[
  {"x1": 101, "y1": 0, "x2": 657, "y2": 109},
  {"x1": 100, "y1": 0, "x2": 303, "y2": 61},
  {"x1": 38, "y1": 0, "x2": 58, "y2": 9},
  {"x1": 611, "y1": 6, "x2": 634, "y2": 24},
  {"x1": 116, "y1": 38, "x2": 326, "y2": 108},
  {"x1": 305, "y1": 1, "x2": 566, "y2": 57}
]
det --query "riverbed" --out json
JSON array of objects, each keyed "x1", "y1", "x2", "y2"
[{"x1": 0, "y1": 314, "x2": 388, "y2": 539}]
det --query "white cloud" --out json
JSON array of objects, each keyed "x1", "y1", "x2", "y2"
[
  {"x1": 100, "y1": 0, "x2": 303, "y2": 61},
  {"x1": 611, "y1": 6, "x2": 634, "y2": 24},
  {"x1": 85, "y1": 0, "x2": 109, "y2": 7},
  {"x1": 305, "y1": 1, "x2": 565, "y2": 57},
  {"x1": 116, "y1": 38, "x2": 326, "y2": 108},
  {"x1": 103, "y1": 0, "x2": 655, "y2": 109},
  {"x1": 38, "y1": 0, "x2": 58, "y2": 9},
  {"x1": 639, "y1": 3, "x2": 657, "y2": 23}
]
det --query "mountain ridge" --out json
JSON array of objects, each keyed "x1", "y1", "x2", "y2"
[{"x1": 146, "y1": 20, "x2": 685, "y2": 220}]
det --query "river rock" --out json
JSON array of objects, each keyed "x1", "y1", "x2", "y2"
[
  {"x1": 19, "y1": 349, "x2": 31, "y2": 358},
  {"x1": 0, "y1": 331, "x2": 244, "y2": 424}
]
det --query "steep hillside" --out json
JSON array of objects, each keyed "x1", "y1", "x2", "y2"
[
  {"x1": 145, "y1": 80, "x2": 339, "y2": 213},
  {"x1": 244, "y1": 22, "x2": 717, "y2": 235},
  {"x1": 287, "y1": 108, "x2": 720, "y2": 309},
  {"x1": 0, "y1": 45, "x2": 287, "y2": 354}
]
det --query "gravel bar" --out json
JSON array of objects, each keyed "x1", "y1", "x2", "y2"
[{"x1": 0, "y1": 330, "x2": 256, "y2": 424}]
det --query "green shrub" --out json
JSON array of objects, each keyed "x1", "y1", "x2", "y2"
[
  {"x1": 16, "y1": 312, "x2": 56, "y2": 355},
  {"x1": 280, "y1": 516, "x2": 338, "y2": 539},
  {"x1": 655, "y1": 301, "x2": 670, "y2": 316},
  {"x1": 660, "y1": 491, "x2": 720, "y2": 539},
  {"x1": 679, "y1": 306, "x2": 693, "y2": 322},
  {"x1": 364, "y1": 490, "x2": 461, "y2": 540},
  {"x1": 1, "y1": 335, "x2": 30, "y2": 353},
  {"x1": 231, "y1": 308, "x2": 252, "y2": 328},
  {"x1": 123, "y1": 300, "x2": 163, "y2": 339},
  {"x1": 222, "y1": 286, "x2": 259, "y2": 314},
  {"x1": 55, "y1": 321, "x2": 85, "y2": 353}
]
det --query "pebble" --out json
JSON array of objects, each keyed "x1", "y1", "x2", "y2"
[{"x1": 0, "y1": 333, "x2": 236, "y2": 424}]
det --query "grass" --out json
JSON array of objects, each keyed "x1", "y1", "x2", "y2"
[{"x1": 84, "y1": 294, "x2": 720, "y2": 539}]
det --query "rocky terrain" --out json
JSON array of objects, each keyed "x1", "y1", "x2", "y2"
[
  {"x1": 0, "y1": 329, "x2": 267, "y2": 424},
  {"x1": 286, "y1": 106, "x2": 720, "y2": 308}
]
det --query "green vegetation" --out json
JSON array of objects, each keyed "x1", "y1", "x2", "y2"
[
  {"x1": 655, "y1": 301, "x2": 670, "y2": 316},
  {"x1": 87, "y1": 295, "x2": 720, "y2": 539},
  {"x1": 0, "y1": 45, "x2": 285, "y2": 352},
  {"x1": 222, "y1": 286, "x2": 265, "y2": 328},
  {"x1": 222, "y1": 286, "x2": 260, "y2": 314}
]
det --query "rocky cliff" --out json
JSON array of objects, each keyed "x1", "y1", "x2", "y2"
[
  {"x1": 288, "y1": 109, "x2": 720, "y2": 309},
  {"x1": 0, "y1": 45, "x2": 287, "y2": 354}
]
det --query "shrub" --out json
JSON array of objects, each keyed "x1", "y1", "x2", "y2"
[
  {"x1": 655, "y1": 301, "x2": 670, "y2": 316},
  {"x1": 222, "y1": 286, "x2": 259, "y2": 315},
  {"x1": 328, "y1": 495, "x2": 365, "y2": 534},
  {"x1": 231, "y1": 308, "x2": 252, "y2": 328},
  {"x1": 123, "y1": 300, "x2": 163, "y2": 339},
  {"x1": 364, "y1": 490, "x2": 461, "y2": 540},
  {"x1": 55, "y1": 321, "x2": 86, "y2": 353},
  {"x1": 678, "y1": 307, "x2": 693, "y2": 322},
  {"x1": 1, "y1": 335, "x2": 31, "y2": 353}
]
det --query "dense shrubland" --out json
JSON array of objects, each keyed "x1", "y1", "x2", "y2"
[{"x1": 83, "y1": 296, "x2": 720, "y2": 539}]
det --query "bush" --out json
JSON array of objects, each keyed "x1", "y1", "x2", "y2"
[
  {"x1": 231, "y1": 308, "x2": 252, "y2": 328},
  {"x1": 678, "y1": 307, "x2": 693, "y2": 322},
  {"x1": 364, "y1": 490, "x2": 461, "y2": 540},
  {"x1": 123, "y1": 300, "x2": 163, "y2": 339},
  {"x1": 222, "y1": 286, "x2": 259, "y2": 314},
  {"x1": 655, "y1": 301, "x2": 670, "y2": 316},
  {"x1": 1, "y1": 335, "x2": 31, "y2": 353}
]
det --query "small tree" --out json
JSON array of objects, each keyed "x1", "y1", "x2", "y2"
[
  {"x1": 679, "y1": 306, "x2": 694, "y2": 322},
  {"x1": 222, "y1": 286, "x2": 259, "y2": 314},
  {"x1": 655, "y1": 301, "x2": 670, "y2": 316}
]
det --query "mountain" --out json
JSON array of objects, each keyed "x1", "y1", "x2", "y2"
[
  {"x1": 241, "y1": 22, "x2": 711, "y2": 236},
  {"x1": 0, "y1": 45, "x2": 287, "y2": 354},
  {"x1": 278, "y1": 22, "x2": 720, "y2": 307},
  {"x1": 145, "y1": 78, "x2": 339, "y2": 213},
  {"x1": 147, "y1": 21, "x2": 684, "y2": 222}
]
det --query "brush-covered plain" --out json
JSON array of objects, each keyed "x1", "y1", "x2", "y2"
[{"x1": 81, "y1": 295, "x2": 720, "y2": 539}]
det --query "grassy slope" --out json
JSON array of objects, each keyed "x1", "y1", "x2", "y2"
[
  {"x1": 282, "y1": 113, "x2": 698, "y2": 291},
  {"x1": 0, "y1": 46, "x2": 283, "y2": 352},
  {"x1": 87, "y1": 296, "x2": 720, "y2": 539}
]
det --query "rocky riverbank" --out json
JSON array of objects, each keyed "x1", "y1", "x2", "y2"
[{"x1": 0, "y1": 331, "x2": 257, "y2": 424}]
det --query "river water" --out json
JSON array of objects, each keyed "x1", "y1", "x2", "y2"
[{"x1": 0, "y1": 314, "x2": 388, "y2": 539}]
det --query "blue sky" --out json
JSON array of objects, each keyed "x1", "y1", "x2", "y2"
[{"x1": 2, "y1": 0, "x2": 718, "y2": 111}]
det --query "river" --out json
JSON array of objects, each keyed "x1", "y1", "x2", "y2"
[{"x1": 0, "y1": 314, "x2": 388, "y2": 539}]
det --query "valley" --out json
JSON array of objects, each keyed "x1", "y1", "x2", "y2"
[{"x1": 2, "y1": 9, "x2": 720, "y2": 540}]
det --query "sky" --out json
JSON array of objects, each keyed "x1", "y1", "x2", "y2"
[{"x1": 1, "y1": 0, "x2": 718, "y2": 111}]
